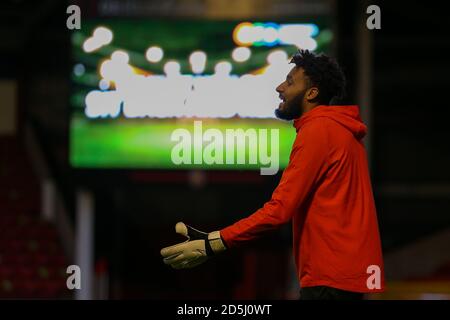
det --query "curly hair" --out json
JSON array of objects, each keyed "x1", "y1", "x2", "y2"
[{"x1": 290, "y1": 49, "x2": 346, "y2": 105}]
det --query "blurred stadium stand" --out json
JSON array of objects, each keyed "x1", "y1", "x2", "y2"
[{"x1": 0, "y1": 137, "x2": 70, "y2": 299}]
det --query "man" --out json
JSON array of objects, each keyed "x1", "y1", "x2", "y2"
[{"x1": 160, "y1": 50, "x2": 385, "y2": 300}]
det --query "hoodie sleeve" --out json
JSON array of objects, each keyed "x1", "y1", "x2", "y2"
[{"x1": 220, "y1": 120, "x2": 331, "y2": 248}]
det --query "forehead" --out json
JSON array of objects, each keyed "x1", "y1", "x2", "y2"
[{"x1": 287, "y1": 66, "x2": 306, "y2": 81}]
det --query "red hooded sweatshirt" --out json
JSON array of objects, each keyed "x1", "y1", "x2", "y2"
[{"x1": 221, "y1": 105, "x2": 385, "y2": 293}]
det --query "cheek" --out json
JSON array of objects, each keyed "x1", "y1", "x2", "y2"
[
  {"x1": 285, "y1": 87, "x2": 294, "y2": 98},
  {"x1": 286, "y1": 88, "x2": 299, "y2": 100},
  {"x1": 294, "y1": 86, "x2": 307, "y2": 98}
]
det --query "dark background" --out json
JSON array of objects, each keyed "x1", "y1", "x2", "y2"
[{"x1": 1, "y1": 0, "x2": 449, "y2": 299}]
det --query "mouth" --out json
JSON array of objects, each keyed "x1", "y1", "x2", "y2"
[{"x1": 278, "y1": 95, "x2": 286, "y2": 108}]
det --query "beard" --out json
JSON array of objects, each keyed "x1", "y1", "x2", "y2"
[{"x1": 275, "y1": 89, "x2": 306, "y2": 121}]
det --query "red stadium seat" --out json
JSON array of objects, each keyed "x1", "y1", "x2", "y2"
[{"x1": 0, "y1": 138, "x2": 68, "y2": 299}]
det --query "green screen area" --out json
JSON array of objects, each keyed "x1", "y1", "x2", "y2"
[{"x1": 70, "y1": 117, "x2": 295, "y2": 170}]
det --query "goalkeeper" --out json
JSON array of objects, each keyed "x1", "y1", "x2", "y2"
[{"x1": 160, "y1": 50, "x2": 385, "y2": 300}]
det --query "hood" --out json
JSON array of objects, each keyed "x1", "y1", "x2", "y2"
[{"x1": 293, "y1": 105, "x2": 367, "y2": 140}]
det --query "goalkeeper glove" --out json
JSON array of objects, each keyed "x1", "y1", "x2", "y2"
[{"x1": 160, "y1": 222, "x2": 227, "y2": 269}]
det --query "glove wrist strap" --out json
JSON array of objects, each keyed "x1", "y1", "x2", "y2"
[
  {"x1": 204, "y1": 238, "x2": 214, "y2": 256},
  {"x1": 207, "y1": 231, "x2": 226, "y2": 254}
]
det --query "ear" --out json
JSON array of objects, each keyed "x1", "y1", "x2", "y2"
[{"x1": 306, "y1": 87, "x2": 319, "y2": 101}]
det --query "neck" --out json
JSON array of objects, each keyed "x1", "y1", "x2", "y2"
[{"x1": 303, "y1": 103, "x2": 321, "y2": 114}]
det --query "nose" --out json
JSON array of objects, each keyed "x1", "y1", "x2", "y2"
[{"x1": 276, "y1": 83, "x2": 284, "y2": 93}]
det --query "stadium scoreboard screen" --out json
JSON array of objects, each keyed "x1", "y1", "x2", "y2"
[{"x1": 69, "y1": 18, "x2": 334, "y2": 171}]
